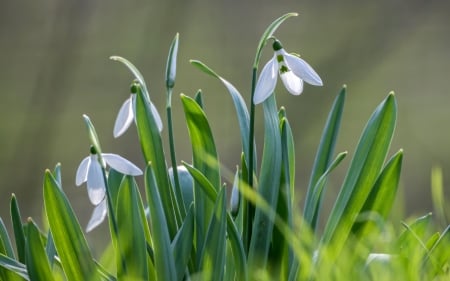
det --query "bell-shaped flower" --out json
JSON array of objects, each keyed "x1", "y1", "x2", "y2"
[
  {"x1": 76, "y1": 147, "x2": 143, "y2": 205},
  {"x1": 253, "y1": 40, "x2": 323, "y2": 104},
  {"x1": 113, "y1": 93, "x2": 163, "y2": 138}
]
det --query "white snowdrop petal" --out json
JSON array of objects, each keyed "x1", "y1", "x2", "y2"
[
  {"x1": 75, "y1": 156, "x2": 90, "y2": 186},
  {"x1": 280, "y1": 71, "x2": 303, "y2": 95},
  {"x1": 150, "y1": 102, "x2": 163, "y2": 132},
  {"x1": 284, "y1": 53, "x2": 323, "y2": 86},
  {"x1": 87, "y1": 158, "x2": 106, "y2": 205},
  {"x1": 102, "y1": 153, "x2": 143, "y2": 176},
  {"x1": 253, "y1": 56, "x2": 278, "y2": 104},
  {"x1": 113, "y1": 96, "x2": 134, "y2": 138},
  {"x1": 86, "y1": 199, "x2": 107, "y2": 232}
]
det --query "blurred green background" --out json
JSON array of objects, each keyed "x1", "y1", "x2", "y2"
[{"x1": 1, "y1": 0, "x2": 449, "y2": 236}]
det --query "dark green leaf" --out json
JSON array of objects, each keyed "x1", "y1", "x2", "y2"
[{"x1": 25, "y1": 219, "x2": 55, "y2": 281}]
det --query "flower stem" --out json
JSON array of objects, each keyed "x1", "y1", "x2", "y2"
[{"x1": 166, "y1": 87, "x2": 187, "y2": 218}]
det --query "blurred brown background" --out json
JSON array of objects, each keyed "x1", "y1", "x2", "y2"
[{"x1": 1, "y1": 0, "x2": 449, "y2": 239}]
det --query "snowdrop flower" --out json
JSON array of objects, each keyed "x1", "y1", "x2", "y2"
[
  {"x1": 113, "y1": 88, "x2": 163, "y2": 138},
  {"x1": 86, "y1": 198, "x2": 107, "y2": 232},
  {"x1": 253, "y1": 39, "x2": 323, "y2": 104},
  {"x1": 75, "y1": 146, "x2": 143, "y2": 205}
]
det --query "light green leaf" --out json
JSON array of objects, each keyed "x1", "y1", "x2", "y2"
[
  {"x1": 190, "y1": 60, "x2": 255, "y2": 169},
  {"x1": 145, "y1": 164, "x2": 177, "y2": 281},
  {"x1": 199, "y1": 188, "x2": 227, "y2": 281},
  {"x1": 43, "y1": 170, "x2": 99, "y2": 281},
  {"x1": 116, "y1": 176, "x2": 148, "y2": 280},
  {"x1": 304, "y1": 87, "x2": 346, "y2": 230},
  {"x1": 135, "y1": 83, "x2": 179, "y2": 238},
  {"x1": 81, "y1": 115, "x2": 102, "y2": 155},
  {"x1": 10, "y1": 194, "x2": 25, "y2": 264},
  {"x1": 110, "y1": 56, "x2": 148, "y2": 93},
  {"x1": 322, "y1": 93, "x2": 397, "y2": 255},
  {"x1": 248, "y1": 94, "x2": 282, "y2": 268},
  {"x1": 25, "y1": 219, "x2": 55, "y2": 281},
  {"x1": 0, "y1": 218, "x2": 15, "y2": 259},
  {"x1": 0, "y1": 219, "x2": 23, "y2": 281},
  {"x1": 0, "y1": 253, "x2": 28, "y2": 280},
  {"x1": 172, "y1": 205, "x2": 194, "y2": 280}
]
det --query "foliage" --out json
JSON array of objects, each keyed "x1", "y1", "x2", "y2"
[{"x1": 0, "y1": 13, "x2": 449, "y2": 281}]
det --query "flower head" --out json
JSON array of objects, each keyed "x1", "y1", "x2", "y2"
[
  {"x1": 253, "y1": 40, "x2": 323, "y2": 104},
  {"x1": 113, "y1": 85, "x2": 163, "y2": 138},
  {"x1": 76, "y1": 146, "x2": 143, "y2": 231}
]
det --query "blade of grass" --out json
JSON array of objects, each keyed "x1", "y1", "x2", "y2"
[{"x1": 10, "y1": 194, "x2": 25, "y2": 264}]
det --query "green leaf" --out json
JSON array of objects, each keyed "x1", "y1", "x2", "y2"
[
  {"x1": 145, "y1": 164, "x2": 177, "y2": 281},
  {"x1": 352, "y1": 150, "x2": 403, "y2": 236},
  {"x1": 248, "y1": 94, "x2": 282, "y2": 268},
  {"x1": 135, "y1": 83, "x2": 179, "y2": 238},
  {"x1": 165, "y1": 33, "x2": 179, "y2": 89},
  {"x1": 110, "y1": 56, "x2": 149, "y2": 93},
  {"x1": 423, "y1": 225, "x2": 450, "y2": 276},
  {"x1": 25, "y1": 219, "x2": 55, "y2": 281},
  {"x1": 43, "y1": 170, "x2": 99, "y2": 281},
  {"x1": 254, "y1": 12, "x2": 298, "y2": 67},
  {"x1": 116, "y1": 176, "x2": 148, "y2": 280},
  {"x1": 199, "y1": 188, "x2": 227, "y2": 281},
  {"x1": 0, "y1": 218, "x2": 15, "y2": 259},
  {"x1": 172, "y1": 205, "x2": 194, "y2": 280},
  {"x1": 190, "y1": 60, "x2": 255, "y2": 169},
  {"x1": 0, "y1": 254, "x2": 28, "y2": 280},
  {"x1": 322, "y1": 93, "x2": 397, "y2": 255},
  {"x1": 181, "y1": 93, "x2": 220, "y2": 259},
  {"x1": 304, "y1": 87, "x2": 346, "y2": 230},
  {"x1": 10, "y1": 194, "x2": 25, "y2": 264}
]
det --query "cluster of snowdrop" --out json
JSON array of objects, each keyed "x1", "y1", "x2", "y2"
[{"x1": 75, "y1": 36, "x2": 322, "y2": 232}]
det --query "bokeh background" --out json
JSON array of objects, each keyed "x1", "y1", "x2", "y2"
[{"x1": 1, "y1": 0, "x2": 449, "y2": 243}]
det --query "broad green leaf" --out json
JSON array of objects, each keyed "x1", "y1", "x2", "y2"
[
  {"x1": 182, "y1": 162, "x2": 247, "y2": 280},
  {"x1": 190, "y1": 60, "x2": 255, "y2": 169},
  {"x1": 145, "y1": 164, "x2": 177, "y2": 281},
  {"x1": 172, "y1": 205, "x2": 194, "y2": 280},
  {"x1": 304, "y1": 87, "x2": 346, "y2": 230},
  {"x1": 253, "y1": 12, "x2": 298, "y2": 67},
  {"x1": 352, "y1": 150, "x2": 403, "y2": 236},
  {"x1": 135, "y1": 83, "x2": 179, "y2": 238},
  {"x1": 322, "y1": 93, "x2": 397, "y2": 255},
  {"x1": 10, "y1": 194, "x2": 25, "y2": 264},
  {"x1": 248, "y1": 94, "x2": 282, "y2": 269},
  {"x1": 116, "y1": 176, "x2": 148, "y2": 280},
  {"x1": 181, "y1": 94, "x2": 220, "y2": 259},
  {"x1": 43, "y1": 170, "x2": 99, "y2": 281},
  {"x1": 0, "y1": 253, "x2": 28, "y2": 280},
  {"x1": 199, "y1": 188, "x2": 227, "y2": 281},
  {"x1": 25, "y1": 219, "x2": 55, "y2": 281}
]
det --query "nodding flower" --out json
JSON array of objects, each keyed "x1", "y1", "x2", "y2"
[{"x1": 253, "y1": 39, "x2": 323, "y2": 104}]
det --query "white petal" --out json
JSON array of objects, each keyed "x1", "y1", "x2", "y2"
[
  {"x1": 113, "y1": 96, "x2": 134, "y2": 138},
  {"x1": 75, "y1": 156, "x2": 90, "y2": 186},
  {"x1": 283, "y1": 52, "x2": 323, "y2": 86},
  {"x1": 87, "y1": 156, "x2": 106, "y2": 205},
  {"x1": 86, "y1": 199, "x2": 107, "y2": 232},
  {"x1": 150, "y1": 102, "x2": 163, "y2": 132},
  {"x1": 280, "y1": 71, "x2": 304, "y2": 95},
  {"x1": 102, "y1": 153, "x2": 143, "y2": 176},
  {"x1": 253, "y1": 56, "x2": 278, "y2": 104}
]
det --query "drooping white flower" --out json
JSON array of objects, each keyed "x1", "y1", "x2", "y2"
[
  {"x1": 75, "y1": 147, "x2": 143, "y2": 205},
  {"x1": 253, "y1": 40, "x2": 323, "y2": 104},
  {"x1": 113, "y1": 93, "x2": 163, "y2": 138},
  {"x1": 86, "y1": 198, "x2": 107, "y2": 232}
]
